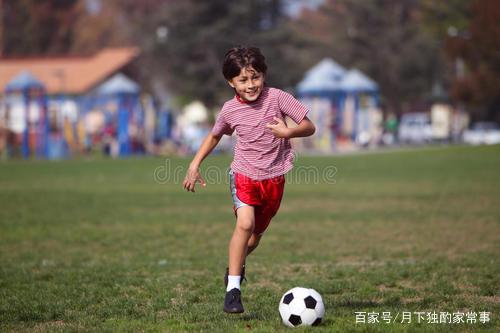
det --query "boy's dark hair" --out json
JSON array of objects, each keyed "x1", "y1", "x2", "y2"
[{"x1": 222, "y1": 46, "x2": 267, "y2": 80}]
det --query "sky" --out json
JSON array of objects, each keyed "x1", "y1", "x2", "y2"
[{"x1": 284, "y1": 0, "x2": 324, "y2": 17}]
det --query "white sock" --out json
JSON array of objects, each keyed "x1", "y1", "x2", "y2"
[{"x1": 226, "y1": 275, "x2": 241, "y2": 292}]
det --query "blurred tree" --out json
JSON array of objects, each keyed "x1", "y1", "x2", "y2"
[
  {"x1": 1, "y1": 0, "x2": 79, "y2": 56},
  {"x1": 418, "y1": 0, "x2": 470, "y2": 105},
  {"x1": 420, "y1": 0, "x2": 470, "y2": 39},
  {"x1": 66, "y1": 0, "x2": 300, "y2": 108},
  {"x1": 5, "y1": 0, "x2": 497, "y2": 121},
  {"x1": 445, "y1": 0, "x2": 500, "y2": 122},
  {"x1": 290, "y1": 0, "x2": 440, "y2": 116},
  {"x1": 0, "y1": 0, "x2": 3, "y2": 56},
  {"x1": 137, "y1": 0, "x2": 299, "y2": 108},
  {"x1": 69, "y1": 0, "x2": 134, "y2": 55}
]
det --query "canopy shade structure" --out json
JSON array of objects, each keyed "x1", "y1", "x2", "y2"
[
  {"x1": 295, "y1": 58, "x2": 381, "y2": 151},
  {"x1": 339, "y1": 69, "x2": 378, "y2": 93},
  {"x1": 5, "y1": 71, "x2": 45, "y2": 92},
  {"x1": 96, "y1": 73, "x2": 140, "y2": 95},
  {"x1": 297, "y1": 58, "x2": 346, "y2": 95},
  {"x1": 297, "y1": 58, "x2": 379, "y2": 96}
]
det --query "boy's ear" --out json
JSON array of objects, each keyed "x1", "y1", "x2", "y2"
[{"x1": 227, "y1": 80, "x2": 235, "y2": 88}]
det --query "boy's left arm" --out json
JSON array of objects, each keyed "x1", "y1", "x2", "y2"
[{"x1": 266, "y1": 116, "x2": 315, "y2": 139}]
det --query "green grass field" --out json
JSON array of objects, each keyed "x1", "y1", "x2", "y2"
[{"x1": 0, "y1": 145, "x2": 499, "y2": 332}]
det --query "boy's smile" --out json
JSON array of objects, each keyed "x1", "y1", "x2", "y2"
[{"x1": 228, "y1": 66, "x2": 265, "y2": 102}]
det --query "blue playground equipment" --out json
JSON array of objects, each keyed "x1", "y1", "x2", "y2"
[
  {"x1": 78, "y1": 73, "x2": 143, "y2": 157},
  {"x1": 5, "y1": 71, "x2": 49, "y2": 159},
  {"x1": 297, "y1": 58, "x2": 379, "y2": 145}
]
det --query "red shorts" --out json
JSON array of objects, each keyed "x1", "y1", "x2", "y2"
[{"x1": 229, "y1": 170, "x2": 285, "y2": 235}]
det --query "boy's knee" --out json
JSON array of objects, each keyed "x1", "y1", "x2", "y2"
[{"x1": 237, "y1": 218, "x2": 254, "y2": 233}]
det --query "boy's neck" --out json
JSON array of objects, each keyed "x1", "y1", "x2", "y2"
[
  {"x1": 234, "y1": 87, "x2": 265, "y2": 104},
  {"x1": 235, "y1": 94, "x2": 251, "y2": 104}
]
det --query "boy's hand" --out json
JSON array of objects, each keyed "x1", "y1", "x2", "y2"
[
  {"x1": 266, "y1": 117, "x2": 291, "y2": 138},
  {"x1": 183, "y1": 166, "x2": 206, "y2": 192}
]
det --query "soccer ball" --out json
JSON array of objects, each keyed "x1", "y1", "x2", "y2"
[{"x1": 279, "y1": 287, "x2": 325, "y2": 327}]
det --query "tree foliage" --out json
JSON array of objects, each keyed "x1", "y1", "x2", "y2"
[
  {"x1": 144, "y1": 0, "x2": 297, "y2": 107},
  {"x1": 1, "y1": 0, "x2": 498, "y2": 119},
  {"x1": 445, "y1": 0, "x2": 500, "y2": 121},
  {"x1": 1, "y1": 0, "x2": 79, "y2": 56},
  {"x1": 290, "y1": 0, "x2": 440, "y2": 115}
]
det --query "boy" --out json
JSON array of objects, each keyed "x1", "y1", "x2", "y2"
[{"x1": 183, "y1": 46, "x2": 315, "y2": 313}]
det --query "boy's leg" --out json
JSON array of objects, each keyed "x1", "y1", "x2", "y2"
[
  {"x1": 225, "y1": 205, "x2": 254, "y2": 314},
  {"x1": 243, "y1": 174, "x2": 285, "y2": 257},
  {"x1": 246, "y1": 233, "x2": 262, "y2": 256},
  {"x1": 224, "y1": 231, "x2": 260, "y2": 288},
  {"x1": 245, "y1": 202, "x2": 276, "y2": 256},
  {"x1": 228, "y1": 205, "x2": 254, "y2": 276}
]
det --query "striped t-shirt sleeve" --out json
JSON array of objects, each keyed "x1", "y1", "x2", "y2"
[
  {"x1": 212, "y1": 112, "x2": 234, "y2": 137},
  {"x1": 278, "y1": 89, "x2": 309, "y2": 124}
]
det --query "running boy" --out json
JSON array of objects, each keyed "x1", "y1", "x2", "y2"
[{"x1": 183, "y1": 46, "x2": 315, "y2": 313}]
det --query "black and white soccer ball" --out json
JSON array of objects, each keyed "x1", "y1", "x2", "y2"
[{"x1": 279, "y1": 287, "x2": 325, "y2": 327}]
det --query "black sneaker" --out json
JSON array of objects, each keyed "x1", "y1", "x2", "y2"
[
  {"x1": 223, "y1": 288, "x2": 244, "y2": 313},
  {"x1": 224, "y1": 265, "x2": 246, "y2": 287}
]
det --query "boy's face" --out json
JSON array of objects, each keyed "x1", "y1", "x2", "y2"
[{"x1": 227, "y1": 66, "x2": 265, "y2": 102}]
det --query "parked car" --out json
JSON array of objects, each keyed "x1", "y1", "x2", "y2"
[
  {"x1": 398, "y1": 113, "x2": 433, "y2": 144},
  {"x1": 463, "y1": 122, "x2": 500, "y2": 145}
]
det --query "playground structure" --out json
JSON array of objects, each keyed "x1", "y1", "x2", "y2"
[
  {"x1": 81, "y1": 73, "x2": 145, "y2": 158},
  {"x1": 3, "y1": 71, "x2": 49, "y2": 159},
  {"x1": 0, "y1": 48, "x2": 173, "y2": 159},
  {"x1": 295, "y1": 59, "x2": 382, "y2": 152},
  {"x1": 0, "y1": 71, "x2": 174, "y2": 160}
]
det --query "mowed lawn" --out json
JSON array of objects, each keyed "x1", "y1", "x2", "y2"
[{"x1": 0, "y1": 145, "x2": 499, "y2": 332}]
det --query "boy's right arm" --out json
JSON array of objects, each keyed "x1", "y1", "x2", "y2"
[{"x1": 183, "y1": 133, "x2": 222, "y2": 192}]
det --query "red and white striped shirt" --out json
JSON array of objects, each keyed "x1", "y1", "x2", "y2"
[{"x1": 212, "y1": 87, "x2": 309, "y2": 180}]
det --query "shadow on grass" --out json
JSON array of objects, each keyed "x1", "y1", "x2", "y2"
[
  {"x1": 320, "y1": 318, "x2": 334, "y2": 326},
  {"x1": 237, "y1": 312, "x2": 266, "y2": 321}
]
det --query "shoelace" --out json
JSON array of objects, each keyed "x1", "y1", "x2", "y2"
[{"x1": 230, "y1": 291, "x2": 241, "y2": 303}]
